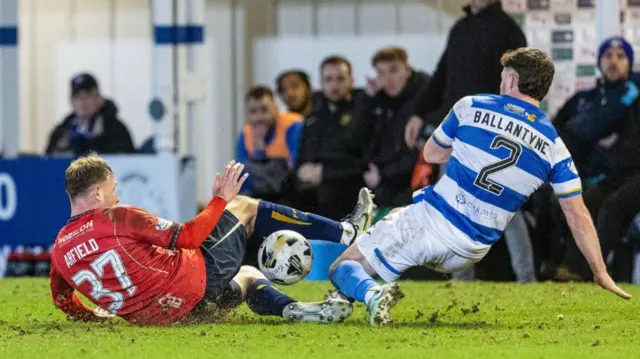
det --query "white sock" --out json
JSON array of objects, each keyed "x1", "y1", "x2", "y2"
[
  {"x1": 340, "y1": 222, "x2": 356, "y2": 245},
  {"x1": 364, "y1": 287, "x2": 381, "y2": 306}
]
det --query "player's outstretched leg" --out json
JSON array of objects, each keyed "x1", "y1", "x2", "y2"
[
  {"x1": 230, "y1": 187, "x2": 375, "y2": 245},
  {"x1": 233, "y1": 266, "x2": 352, "y2": 323},
  {"x1": 328, "y1": 246, "x2": 405, "y2": 327}
]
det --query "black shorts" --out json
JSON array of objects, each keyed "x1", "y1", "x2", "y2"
[{"x1": 199, "y1": 210, "x2": 247, "y2": 301}]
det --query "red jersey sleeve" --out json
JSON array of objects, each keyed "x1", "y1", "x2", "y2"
[
  {"x1": 49, "y1": 264, "x2": 98, "y2": 321},
  {"x1": 108, "y1": 197, "x2": 228, "y2": 250}
]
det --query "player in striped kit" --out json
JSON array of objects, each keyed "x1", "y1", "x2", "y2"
[{"x1": 328, "y1": 47, "x2": 632, "y2": 326}]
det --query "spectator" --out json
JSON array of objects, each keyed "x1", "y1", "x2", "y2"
[
  {"x1": 404, "y1": 0, "x2": 526, "y2": 148},
  {"x1": 46, "y1": 73, "x2": 135, "y2": 156},
  {"x1": 554, "y1": 37, "x2": 639, "y2": 179},
  {"x1": 276, "y1": 70, "x2": 314, "y2": 117},
  {"x1": 554, "y1": 37, "x2": 640, "y2": 281},
  {"x1": 360, "y1": 46, "x2": 429, "y2": 207},
  {"x1": 292, "y1": 55, "x2": 368, "y2": 219},
  {"x1": 236, "y1": 86, "x2": 303, "y2": 200}
]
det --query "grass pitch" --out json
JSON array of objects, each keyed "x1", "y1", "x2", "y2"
[{"x1": 0, "y1": 279, "x2": 638, "y2": 359}]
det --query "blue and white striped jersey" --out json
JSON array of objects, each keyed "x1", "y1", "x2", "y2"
[{"x1": 413, "y1": 94, "x2": 582, "y2": 258}]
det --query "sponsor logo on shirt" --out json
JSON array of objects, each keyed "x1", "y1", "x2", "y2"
[
  {"x1": 504, "y1": 103, "x2": 524, "y2": 116},
  {"x1": 568, "y1": 160, "x2": 578, "y2": 175},
  {"x1": 158, "y1": 293, "x2": 185, "y2": 310},
  {"x1": 58, "y1": 221, "x2": 94, "y2": 244},
  {"x1": 155, "y1": 218, "x2": 173, "y2": 231}
]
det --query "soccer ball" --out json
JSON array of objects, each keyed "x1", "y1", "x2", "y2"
[{"x1": 257, "y1": 230, "x2": 313, "y2": 285}]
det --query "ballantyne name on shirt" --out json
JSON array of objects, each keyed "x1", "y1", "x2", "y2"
[{"x1": 473, "y1": 110, "x2": 550, "y2": 156}]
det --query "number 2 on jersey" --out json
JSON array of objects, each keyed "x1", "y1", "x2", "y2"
[
  {"x1": 474, "y1": 135, "x2": 522, "y2": 195},
  {"x1": 71, "y1": 249, "x2": 137, "y2": 314}
]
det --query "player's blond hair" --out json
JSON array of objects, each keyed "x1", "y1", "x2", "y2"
[{"x1": 64, "y1": 152, "x2": 113, "y2": 200}]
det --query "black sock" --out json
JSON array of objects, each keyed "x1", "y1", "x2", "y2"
[{"x1": 246, "y1": 279, "x2": 295, "y2": 317}]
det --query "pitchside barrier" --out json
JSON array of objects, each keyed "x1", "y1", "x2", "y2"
[
  {"x1": 0, "y1": 155, "x2": 196, "y2": 276},
  {"x1": 0, "y1": 155, "x2": 347, "y2": 280}
]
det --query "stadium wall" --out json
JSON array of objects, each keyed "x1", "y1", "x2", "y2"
[{"x1": 15, "y1": 0, "x2": 458, "y2": 203}]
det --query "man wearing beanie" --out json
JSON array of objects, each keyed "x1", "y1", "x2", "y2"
[
  {"x1": 46, "y1": 73, "x2": 135, "y2": 156},
  {"x1": 551, "y1": 36, "x2": 640, "y2": 281}
]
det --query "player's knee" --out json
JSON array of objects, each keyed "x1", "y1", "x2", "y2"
[
  {"x1": 226, "y1": 196, "x2": 259, "y2": 231},
  {"x1": 329, "y1": 258, "x2": 345, "y2": 281},
  {"x1": 239, "y1": 265, "x2": 265, "y2": 281}
]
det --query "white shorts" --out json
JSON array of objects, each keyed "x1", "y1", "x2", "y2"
[{"x1": 355, "y1": 201, "x2": 483, "y2": 282}]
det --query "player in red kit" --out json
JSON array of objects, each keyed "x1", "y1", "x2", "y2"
[{"x1": 50, "y1": 153, "x2": 374, "y2": 325}]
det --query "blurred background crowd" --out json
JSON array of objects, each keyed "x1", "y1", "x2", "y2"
[{"x1": 2, "y1": 0, "x2": 640, "y2": 284}]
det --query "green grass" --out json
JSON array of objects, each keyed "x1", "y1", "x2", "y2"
[{"x1": 1, "y1": 279, "x2": 639, "y2": 359}]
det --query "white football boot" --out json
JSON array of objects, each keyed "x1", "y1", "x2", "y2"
[
  {"x1": 282, "y1": 298, "x2": 353, "y2": 324},
  {"x1": 341, "y1": 188, "x2": 376, "y2": 245},
  {"x1": 365, "y1": 282, "x2": 405, "y2": 327}
]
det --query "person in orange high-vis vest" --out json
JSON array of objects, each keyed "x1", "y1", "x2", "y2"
[{"x1": 236, "y1": 86, "x2": 303, "y2": 197}]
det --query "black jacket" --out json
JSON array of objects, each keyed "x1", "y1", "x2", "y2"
[
  {"x1": 554, "y1": 78, "x2": 639, "y2": 176},
  {"x1": 362, "y1": 71, "x2": 431, "y2": 206},
  {"x1": 291, "y1": 90, "x2": 368, "y2": 218},
  {"x1": 608, "y1": 98, "x2": 640, "y2": 176},
  {"x1": 413, "y1": 2, "x2": 526, "y2": 131},
  {"x1": 296, "y1": 89, "x2": 368, "y2": 181},
  {"x1": 46, "y1": 99, "x2": 135, "y2": 156}
]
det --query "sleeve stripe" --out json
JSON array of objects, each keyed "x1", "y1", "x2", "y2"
[
  {"x1": 556, "y1": 188, "x2": 583, "y2": 199},
  {"x1": 555, "y1": 187, "x2": 582, "y2": 196},
  {"x1": 432, "y1": 133, "x2": 452, "y2": 149}
]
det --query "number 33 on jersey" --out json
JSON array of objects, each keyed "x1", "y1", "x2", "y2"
[{"x1": 414, "y1": 94, "x2": 581, "y2": 257}]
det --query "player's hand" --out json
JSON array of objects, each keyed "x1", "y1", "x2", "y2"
[
  {"x1": 212, "y1": 160, "x2": 249, "y2": 202},
  {"x1": 594, "y1": 270, "x2": 632, "y2": 300},
  {"x1": 405, "y1": 115, "x2": 424, "y2": 148}
]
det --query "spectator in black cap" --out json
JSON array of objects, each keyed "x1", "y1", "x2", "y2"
[
  {"x1": 46, "y1": 73, "x2": 135, "y2": 156},
  {"x1": 276, "y1": 70, "x2": 314, "y2": 117}
]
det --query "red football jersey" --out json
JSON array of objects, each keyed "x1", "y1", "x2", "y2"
[{"x1": 50, "y1": 198, "x2": 226, "y2": 326}]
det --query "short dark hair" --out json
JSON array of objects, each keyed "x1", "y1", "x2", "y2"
[
  {"x1": 65, "y1": 152, "x2": 113, "y2": 200},
  {"x1": 244, "y1": 85, "x2": 274, "y2": 102},
  {"x1": 371, "y1": 46, "x2": 408, "y2": 66},
  {"x1": 275, "y1": 70, "x2": 311, "y2": 94},
  {"x1": 320, "y1": 55, "x2": 352, "y2": 74},
  {"x1": 500, "y1": 47, "x2": 555, "y2": 102}
]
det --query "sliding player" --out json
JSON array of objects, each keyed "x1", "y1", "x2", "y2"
[{"x1": 50, "y1": 155, "x2": 374, "y2": 325}]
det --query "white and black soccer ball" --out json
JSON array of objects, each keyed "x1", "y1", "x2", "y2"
[{"x1": 257, "y1": 230, "x2": 313, "y2": 285}]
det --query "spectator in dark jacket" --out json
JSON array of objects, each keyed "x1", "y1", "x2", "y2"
[
  {"x1": 554, "y1": 37, "x2": 639, "y2": 179},
  {"x1": 46, "y1": 73, "x2": 135, "y2": 156},
  {"x1": 276, "y1": 70, "x2": 314, "y2": 117},
  {"x1": 404, "y1": 0, "x2": 526, "y2": 148},
  {"x1": 292, "y1": 56, "x2": 368, "y2": 219},
  {"x1": 553, "y1": 37, "x2": 640, "y2": 281},
  {"x1": 360, "y1": 47, "x2": 430, "y2": 207}
]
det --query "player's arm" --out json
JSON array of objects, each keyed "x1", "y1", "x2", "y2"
[
  {"x1": 116, "y1": 161, "x2": 248, "y2": 250},
  {"x1": 423, "y1": 97, "x2": 467, "y2": 164},
  {"x1": 49, "y1": 263, "x2": 106, "y2": 321},
  {"x1": 558, "y1": 195, "x2": 631, "y2": 299},
  {"x1": 550, "y1": 140, "x2": 630, "y2": 299},
  {"x1": 423, "y1": 137, "x2": 453, "y2": 164}
]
